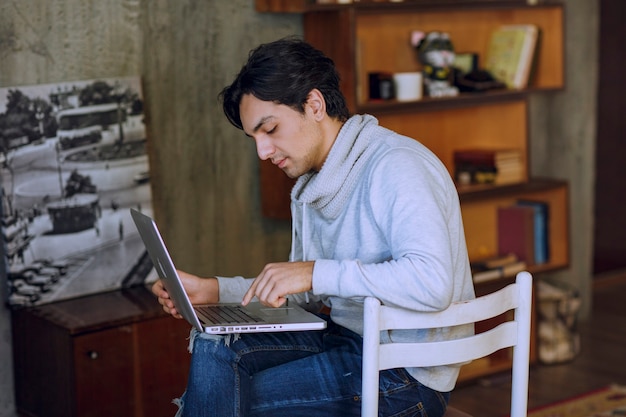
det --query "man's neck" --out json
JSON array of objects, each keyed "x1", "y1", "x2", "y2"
[{"x1": 315, "y1": 117, "x2": 346, "y2": 172}]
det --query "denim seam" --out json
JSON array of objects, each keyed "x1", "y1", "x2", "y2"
[
  {"x1": 178, "y1": 329, "x2": 242, "y2": 416},
  {"x1": 237, "y1": 344, "x2": 322, "y2": 355},
  {"x1": 251, "y1": 392, "x2": 361, "y2": 414}
]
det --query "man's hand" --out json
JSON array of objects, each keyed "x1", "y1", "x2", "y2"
[
  {"x1": 151, "y1": 270, "x2": 218, "y2": 319},
  {"x1": 242, "y1": 261, "x2": 314, "y2": 308}
]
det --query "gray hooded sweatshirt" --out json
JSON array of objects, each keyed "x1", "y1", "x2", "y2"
[{"x1": 218, "y1": 114, "x2": 475, "y2": 392}]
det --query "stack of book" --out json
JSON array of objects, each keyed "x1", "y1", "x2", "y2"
[
  {"x1": 497, "y1": 200, "x2": 550, "y2": 267},
  {"x1": 454, "y1": 148, "x2": 524, "y2": 186},
  {"x1": 470, "y1": 253, "x2": 527, "y2": 284},
  {"x1": 471, "y1": 199, "x2": 551, "y2": 284}
]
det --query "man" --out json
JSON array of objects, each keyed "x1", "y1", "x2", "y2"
[{"x1": 153, "y1": 37, "x2": 475, "y2": 417}]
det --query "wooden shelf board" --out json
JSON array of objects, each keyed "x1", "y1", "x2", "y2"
[
  {"x1": 458, "y1": 177, "x2": 567, "y2": 202},
  {"x1": 257, "y1": 1, "x2": 557, "y2": 14},
  {"x1": 358, "y1": 89, "x2": 528, "y2": 115}
]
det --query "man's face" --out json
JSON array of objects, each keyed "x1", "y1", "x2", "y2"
[{"x1": 240, "y1": 93, "x2": 326, "y2": 179}]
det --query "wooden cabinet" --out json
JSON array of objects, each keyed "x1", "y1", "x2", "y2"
[
  {"x1": 256, "y1": 0, "x2": 569, "y2": 381},
  {"x1": 12, "y1": 286, "x2": 191, "y2": 417}
]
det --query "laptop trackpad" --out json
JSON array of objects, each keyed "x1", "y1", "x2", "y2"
[{"x1": 260, "y1": 307, "x2": 294, "y2": 317}]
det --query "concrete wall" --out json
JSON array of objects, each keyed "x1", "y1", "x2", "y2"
[
  {"x1": 0, "y1": 0, "x2": 597, "y2": 415},
  {"x1": 529, "y1": 0, "x2": 599, "y2": 316}
]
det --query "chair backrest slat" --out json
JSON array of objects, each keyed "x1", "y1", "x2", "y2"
[
  {"x1": 377, "y1": 282, "x2": 519, "y2": 330},
  {"x1": 377, "y1": 321, "x2": 518, "y2": 370},
  {"x1": 361, "y1": 271, "x2": 532, "y2": 417}
]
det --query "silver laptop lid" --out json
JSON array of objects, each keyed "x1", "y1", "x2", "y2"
[
  {"x1": 130, "y1": 208, "x2": 327, "y2": 335},
  {"x1": 130, "y1": 208, "x2": 204, "y2": 331}
]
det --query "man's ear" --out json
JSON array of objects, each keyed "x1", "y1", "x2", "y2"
[{"x1": 306, "y1": 89, "x2": 326, "y2": 121}]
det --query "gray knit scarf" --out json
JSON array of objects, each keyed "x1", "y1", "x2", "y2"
[{"x1": 291, "y1": 114, "x2": 380, "y2": 220}]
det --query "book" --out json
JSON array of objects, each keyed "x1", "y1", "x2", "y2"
[
  {"x1": 472, "y1": 260, "x2": 527, "y2": 284},
  {"x1": 484, "y1": 24, "x2": 539, "y2": 90},
  {"x1": 497, "y1": 204, "x2": 536, "y2": 265},
  {"x1": 516, "y1": 199, "x2": 550, "y2": 264},
  {"x1": 471, "y1": 253, "x2": 526, "y2": 283},
  {"x1": 454, "y1": 148, "x2": 524, "y2": 185},
  {"x1": 471, "y1": 253, "x2": 519, "y2": 271}
]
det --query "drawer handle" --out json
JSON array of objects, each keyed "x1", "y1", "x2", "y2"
[{"x1": 87, "y1": 351, "x2": 99, "y2": 360}]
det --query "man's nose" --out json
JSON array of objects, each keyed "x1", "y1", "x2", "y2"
[{"x1": 255, "y1": 137, "x2": 274, "y2": 160}]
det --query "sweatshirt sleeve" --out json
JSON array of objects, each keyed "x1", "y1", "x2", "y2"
[
  {"x1": 312, "y1": 145, "x2": 470, "y2": 312},
  {"x1": 216, "y1": 276, "x2": 253, "y2": 303}
]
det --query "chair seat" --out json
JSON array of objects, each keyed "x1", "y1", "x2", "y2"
[{"x1": 443, "y1": 405, "x2": 473, "y2": 417}]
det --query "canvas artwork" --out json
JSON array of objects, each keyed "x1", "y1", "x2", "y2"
[{"x1": 0, "y1": 76, "x2": 155, "y2": 308}]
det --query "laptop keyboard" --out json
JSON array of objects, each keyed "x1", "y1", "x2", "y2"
[{"x1": 197, "y1": 305, "x2": 263, "y2": 324}]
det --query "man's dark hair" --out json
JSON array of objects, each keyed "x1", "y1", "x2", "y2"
[{"x1": 219, "y1": 37, "x2": 350, "y2": 130}]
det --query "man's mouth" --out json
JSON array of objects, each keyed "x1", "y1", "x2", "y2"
[{"x1": 273, "y1": 158, "x2": 287, "y2": 169}]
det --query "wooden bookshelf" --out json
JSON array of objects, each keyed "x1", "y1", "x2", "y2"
[{"x1": 256, "y1": 0, "x2": 568, "y2": 382}]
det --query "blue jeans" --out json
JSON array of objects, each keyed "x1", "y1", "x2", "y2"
[{"x1": 176, "y1": 318, "x2": 449, "y2": 417}]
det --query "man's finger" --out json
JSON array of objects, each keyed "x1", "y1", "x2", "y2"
[{"x1": 242, "y1": 279, "x2": 259, "y2": 306}]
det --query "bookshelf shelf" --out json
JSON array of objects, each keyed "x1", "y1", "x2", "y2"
[
  {"x1": 357, "y1": 89, "x2": 529, "y2": 115},
  {"x1": 458, "y1": 177, "x2": 567, "y2": 202},
  {"x1": 256, "y1": 0, "x2": 568, "y2": 382},
  {"x1": 256, "y1": 0, "x2": 552, "y2": 14}
]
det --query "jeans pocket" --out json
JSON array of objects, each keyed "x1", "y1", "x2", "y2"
[
  {"x1": 379, "y1": 368, "x2": 448, "y2": 417},
  {"x1": 379, "y1": 368, "x2": 416, "y2": 396},
  {"x1": 388, "y1": 402, "x2": 426, "y2": 417}
]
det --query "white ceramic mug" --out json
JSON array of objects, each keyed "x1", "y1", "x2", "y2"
[{"x1": 393, "y1": 72, "x2": 423, "y2": 102}]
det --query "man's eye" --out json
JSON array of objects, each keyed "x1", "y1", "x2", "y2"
[{"x1": 267, "y1": 126, "x2": 276, "y2": 134}]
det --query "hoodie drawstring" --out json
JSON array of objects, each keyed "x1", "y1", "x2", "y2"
[{"x1": 290, "y1": 202, "x2": 310, "y2": 303}]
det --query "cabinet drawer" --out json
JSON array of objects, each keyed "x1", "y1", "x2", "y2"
[{"x1": 74, "y1": 326, "x2": 135, "y2": 416}]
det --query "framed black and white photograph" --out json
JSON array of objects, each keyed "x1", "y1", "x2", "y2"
[{"x1": 0, "y1": 76, "x2": 155, "y2": 308}]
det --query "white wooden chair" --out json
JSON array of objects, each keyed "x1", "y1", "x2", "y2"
[{"x1": 361, "y1": 271, "x2": 532, "y2": 417}]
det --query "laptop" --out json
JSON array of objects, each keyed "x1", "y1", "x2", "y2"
[{"x1": 130, "y1": 208, "x2": 327, "y2": 334}]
